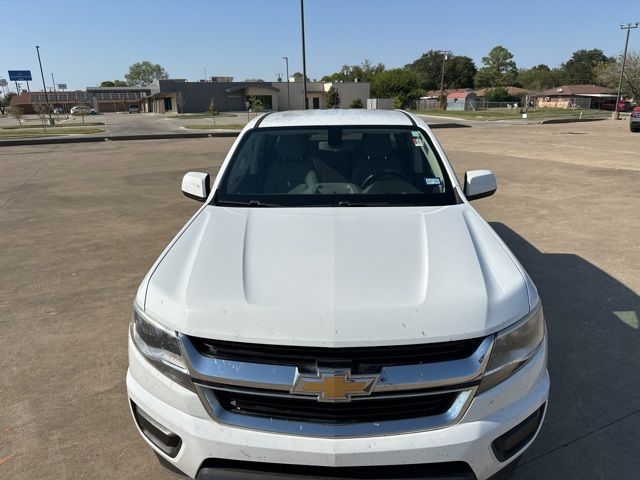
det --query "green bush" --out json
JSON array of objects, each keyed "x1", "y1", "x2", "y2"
[{"x1": 349, "y1": 98, "x2": 364, "y2": 108}]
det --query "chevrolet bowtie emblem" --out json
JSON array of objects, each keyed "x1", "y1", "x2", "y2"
[{"x1": 291, "y1": 369, "x2": 378, "y2": 402}]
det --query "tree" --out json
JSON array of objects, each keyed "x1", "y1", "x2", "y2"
[
  {"x1": 324, "y1": 86, "x2": 340, "y2": 108},
  {"x1": 349, "y1": 98, "x2": 364, "y2": 108},
  {"x1": 124, "y1": 61, "x2": 168, "y2": 86},
  {"x1": 517, "y1": 65, "x2": 561, "y2": 90},
  {"x1": 177, "y1": 91, "x2": 187, "y2": 114},
  {"x1": 100, "y1": 80, "x2": 128, "y2": 87},
  {"x1": 596, "y1": 51, "x2": 640, "y2": 103},
  {"x1": 208, "y1": 99, "x2": 219, "y2": 116},
  {"x1": 248, "y1": 96, "x2": 264, "y2": 112},
  {"x1": 0, "y1": 92, "x2": 15, "y2": 114},
  {"x1": 405, "y1": 51, "x2": 476, "y2": 90},
  {"x1": 474, "y1": 46, "x2": 518, "y2": 87},
  {"x1": 7, "y1": 105, "x2": 24, "y2": 125},
  {"x1": 292, "y1": 72, "x2": 304, "y2": 81},
  {"x1": 33, "y1": 103, "x2": 51, "y2": 129},
  {"x1": 321, "y1": 59, "x2": 385, "y2": 83},
  {"x1": 560, "y1": 49, "x2": 613, "y2": 85},
  {"x1": 371, "y1": 68, "x2": 423, "y2": 108},
  {"x1": 483, "y1": 87, "x2": 524, "y2": 103}
]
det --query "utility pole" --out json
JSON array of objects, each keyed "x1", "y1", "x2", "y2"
[
  {"x1": 51, "y1": 73, "x2": 57, "y2": 110},
  {"x1": 283, "y1": 56, "x2": 290, "y2": 110},
  {"x1": 300, "y1": 0, "x2": 308, "y2": 109},
  {"x1": 614, "y1": 22, "x2": 639, "y2": 120},
  {"x1": 35, "y1": 45, "x2": 53, "y2": 124},
  {"x1": 204, "y1": 64, "x2": 207, "y2": 81},
  {"x1": 438, "y1": 50, "x2": 452, "y2": 110}
]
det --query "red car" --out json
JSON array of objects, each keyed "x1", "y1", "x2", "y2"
[{"x1": 601, "y1": 101, "x2": 633, "y2": 112}]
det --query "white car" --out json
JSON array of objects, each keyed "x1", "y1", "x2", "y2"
[
  {"x1": 70, "y1": 105, "x2": 97, "y2": 115},
  {"x1": 127, "y1": 110, "x2": 549, "y2": 480}
]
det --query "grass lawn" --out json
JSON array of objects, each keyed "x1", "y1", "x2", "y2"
[
  {"x1": 2, "y1": 122, "x2": 104, "y2": 129},
  {"x1": 171, "y1": 113, "x2": 236, "y2": 119},
  {"x1": 183, "y1": 124, "x2": 245, "y2": 130},
  {"x1": 412, "y1": 108, "x2": 610, "y2": 121},
  {"x1": 0, "y1": 127, "x2": 104, "y2": 138}
]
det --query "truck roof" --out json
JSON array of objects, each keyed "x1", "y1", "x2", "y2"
[{"x1": 255, "y1": 109, "x2": 415, "y2": 128}]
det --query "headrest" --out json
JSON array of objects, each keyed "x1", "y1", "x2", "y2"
[
  {"x1": 362, "y1": 133, "x2": 392, "y2": 157},
  {"x1": 276, "y1": 135, "x2": 307, "y2": 159}
]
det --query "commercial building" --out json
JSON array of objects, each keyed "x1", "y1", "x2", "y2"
[
  {"x1": 10, "y1": 86, "x2": 150, "y2": 114},
  {"x1": 141, "y1": 78, "x2": 370, "y2": 114},
  {"x1": 9, "y1": 78, "x2": 370, "y2": 114}
]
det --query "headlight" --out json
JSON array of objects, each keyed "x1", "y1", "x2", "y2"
[
  {"x1": 130, "y1": 303, "x2": 194, "y2": 391},
  {"x1": 478, "y1": 303, "x2": 545, "y2": 393}
]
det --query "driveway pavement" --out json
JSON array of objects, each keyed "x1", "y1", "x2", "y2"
[{"x1": 0, "y1": 120, "x2": 638, "y2": 479}]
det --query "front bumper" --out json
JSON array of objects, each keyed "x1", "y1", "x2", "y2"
[{"x1": 127, "y1": 335, "x2": 548, "y2": 479}]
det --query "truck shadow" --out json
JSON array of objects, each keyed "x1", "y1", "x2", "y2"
[{"x1": 489, "y1": 223, "x2": 640, "y2": 476}]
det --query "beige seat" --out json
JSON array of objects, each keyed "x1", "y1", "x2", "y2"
[
  {"x1": 264, "y1": 135, "x2": 318, "y2": 194},
  {"x1": 351, "y1": 133, "x2": 404, "y2": 187}
]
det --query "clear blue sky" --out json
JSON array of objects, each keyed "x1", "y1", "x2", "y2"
[{"x1": 3, "y1": 0, "x2": 639, "y2": 91}]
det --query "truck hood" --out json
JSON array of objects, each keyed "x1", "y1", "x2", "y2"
[{"x1": 144, "y1": 204, "x2": 530, "y2": 347}]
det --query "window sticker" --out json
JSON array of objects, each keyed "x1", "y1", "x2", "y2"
[
  {"x1": 424, "y1": 177, "x2": 442, "y2": 186},
  {"x1": 412, "y1": 138, "x2": 424, "y2": 147}
]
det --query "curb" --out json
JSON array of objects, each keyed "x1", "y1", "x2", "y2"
[
  {"x1": 0, "y1": 131, "x2": 241, "y2": 147},
  {"x1": 0, "y1": 123, "x2": 467, "y2": 147},
  {"x1": 539, "y1": 117, "x2": 607, "y2": 125}
]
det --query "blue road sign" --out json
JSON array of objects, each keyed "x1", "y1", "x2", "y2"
[{"x1": 8, "y1": 70, "x2": 32, "y2": 81}]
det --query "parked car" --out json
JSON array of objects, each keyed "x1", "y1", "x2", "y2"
[
  {"x1": 632, "y1": 106, "x2": 640, "y2": 112},
  {"x1": 600, "y1": 100, "x2": 632, "y2": 112},
  {"x1": 70, "y1": 105, "x2": 97, "y2": 115},
  {"x1": 630, "y1": 111, "x2": 640, "y2": 132},
  {"x1": 52, "y1": 107, "x2": 64, "y2": 114},
  {"x1": 127, "y1": 110, "x2": 548, "y2": 480},
  {"x1": 128, "y1": 105, "x2": 140, "y2": 113}
]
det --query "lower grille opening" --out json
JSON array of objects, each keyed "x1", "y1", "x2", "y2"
[
  {"x1": 214, "y1": 390, "x2": 457, "y2": 424},
  {"x1": 131, "y1": 402, "x2": 182, "y2": 458},
  {"x1": 197, "y1": 459, "x2": 476, "y2": 479},
  {"x1": 492, "y1": 404, "x2": 545, "y2": 462}
]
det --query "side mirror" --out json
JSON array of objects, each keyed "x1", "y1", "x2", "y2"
[
  {"x1": 182, "y1": 172, "x2": 210, "y2": 202},
  {"x1": 463, "y1": 170, "x2": 497, "y2": 201}
]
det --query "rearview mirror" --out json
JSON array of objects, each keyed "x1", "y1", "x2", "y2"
[
  {"x1": 463, "y1": 170, "x2": 497, "y2": 201},
  {"x1": 182, "y1": 172, "x2": 210, "y2": 202}
]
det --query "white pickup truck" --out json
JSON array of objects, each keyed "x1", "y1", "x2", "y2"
[{"x1": 127, "y1": 109, "x2": 549, "y2": 480}]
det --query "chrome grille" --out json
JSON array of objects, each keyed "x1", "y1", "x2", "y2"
[{"x1": 178, "y1": 334, "x2": 493, "y2": 437}]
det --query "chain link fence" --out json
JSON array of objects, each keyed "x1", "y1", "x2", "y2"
[{"x1": 413, "y1": 96, "x2": 599, "y2": 112}]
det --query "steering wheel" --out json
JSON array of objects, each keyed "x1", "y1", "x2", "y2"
[{"x1": 361, "y1": 170, "x2": 411, "y2": 190}]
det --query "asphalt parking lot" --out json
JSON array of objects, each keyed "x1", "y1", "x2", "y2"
[{"x1": 1, "y1": 120, "x2": 638, "y2": 479}]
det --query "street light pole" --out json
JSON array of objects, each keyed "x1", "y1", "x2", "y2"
[
  {"x1": 300, "y1": 0, "x2": 308, "y2": 110},
  {"x1": 438, "y1": 50, "x2": 451, "y2": 110},
  {"x1": 35, "y1": 45, "x2": 53, "y2": 124},
  {"x1": 283, "y1": 56, "x2": 290, "y2": 110},
  {"x1": 614, "y1": 22, "x2": 639, "y2": 120}
]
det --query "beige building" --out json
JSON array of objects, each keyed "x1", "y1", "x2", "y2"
[{"x1": 273, "y1": 81, "x2": 370, "y2": 110}]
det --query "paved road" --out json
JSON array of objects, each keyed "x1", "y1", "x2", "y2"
[{"x1": 0, "y1": 120, "x2": 638, "y2": 479}]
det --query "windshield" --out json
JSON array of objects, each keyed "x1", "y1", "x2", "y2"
[{"x1": 215, "y1": 127, "x2": 456, "y2": 207}]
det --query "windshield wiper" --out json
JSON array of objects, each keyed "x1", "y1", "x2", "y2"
[
  {"x1": 216, "y1": 199, "x2": 282, "y2": 207},
  {"x1": 334, "y1": 200, "x2": 402, "y2": 207}
]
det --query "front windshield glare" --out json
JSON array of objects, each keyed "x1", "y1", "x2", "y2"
[{"x1": 217, "y1": 127, "x2": 454, "y2": 207}]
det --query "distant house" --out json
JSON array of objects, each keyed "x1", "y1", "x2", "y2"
[
  {"x1": 447, "y1": 91, "x2": 477, "y2": 111},
  {"x1": 533, "y1": 85, "x2": 615, "y2": 109},
  {"x1": 474, "y1": 86, "x2": 530, "y2": 98}
]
